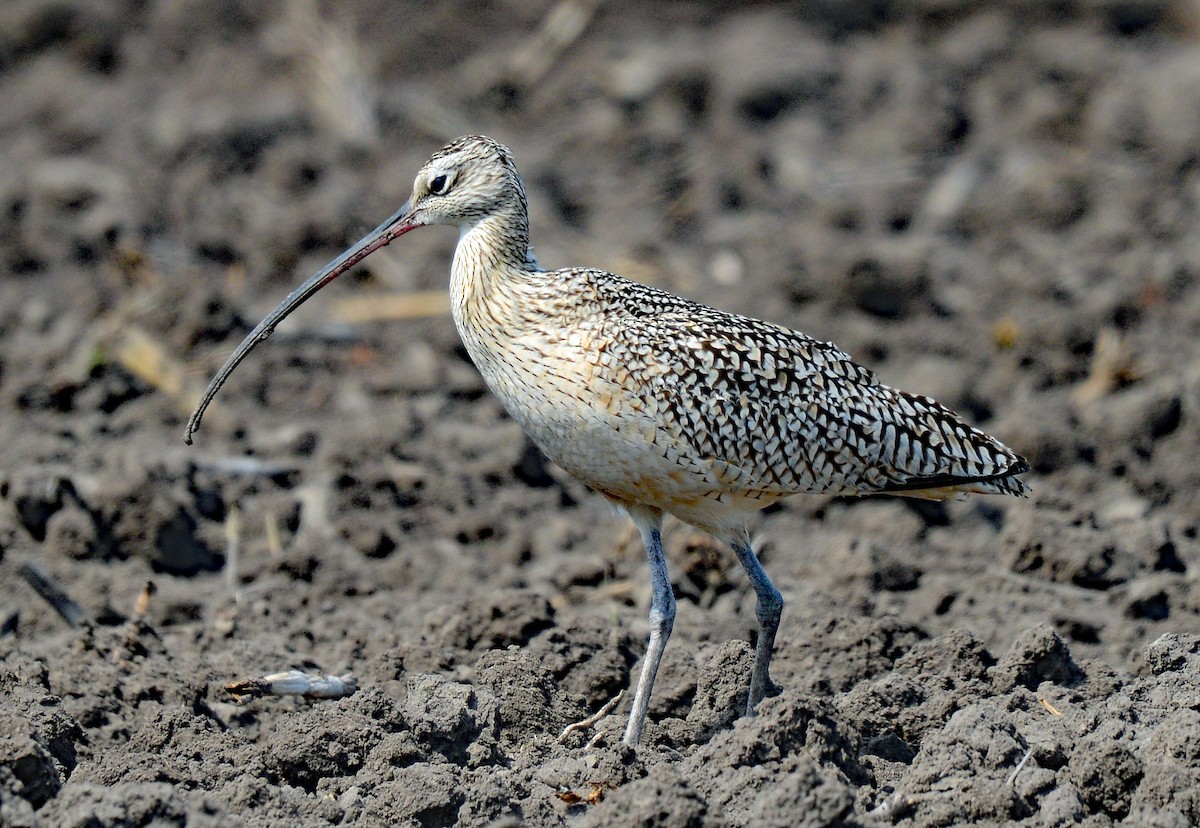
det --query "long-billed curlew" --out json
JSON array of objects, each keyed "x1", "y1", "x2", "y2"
[{"x1": 186, "y1": 135, "x2": 1029, "y2": 746}]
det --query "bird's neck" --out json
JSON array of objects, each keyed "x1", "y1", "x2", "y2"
[{"x1": 450, "y1": 208, "x2": 541, "y2": 344}]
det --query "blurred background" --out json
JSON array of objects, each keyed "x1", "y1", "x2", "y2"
[{"x1": 1, "y1": 0, "x2": 1200, "y2": 821}]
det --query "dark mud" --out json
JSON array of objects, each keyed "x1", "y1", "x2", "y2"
[{"x1": 2, "y1": 1, "x2": 1200, "y2": 826}]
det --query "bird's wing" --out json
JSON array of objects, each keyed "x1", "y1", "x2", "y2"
[{"x1": 581, "y1": 273, "x2": 1026, "y2": 497}]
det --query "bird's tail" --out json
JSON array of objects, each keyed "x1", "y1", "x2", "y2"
[{"x1": 867, "y1": 389, "x2": 1030, "y2": 500}]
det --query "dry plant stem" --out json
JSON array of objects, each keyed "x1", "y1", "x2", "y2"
[
  {"x1": 1072, "y1": 327, "x2": 1136, "y2": 406},
  {"x1": 18, "y1": 562, "x2": 88, "y2": 628},
  {"x1": 868, "y1": 791, "x2": 914, "y2": 820},
  {"x1": 1006, "y1": 745, "x2": 1035, "y2": 786},
  {"x1": 330, "y1": 290, "x2": 451, "y2": 324},
  {"x1": 102, "y1": 323, "x2": 214, "y2": 420},
  {"x1": 117, "y1": 581, "x2": 157, "y2": 664},
  {"x1": 1040, "y1": 698, "x2": 1063, "y2": 716},
  {"x1": 556, "y1": 690, "x2": 624, "y2": 743},
  {"x1": 133, "y1": 581, "x2": 156, "y2": 618},
  {"x1": 264, "y1": 510, "x2": 283, "y2": 557}
]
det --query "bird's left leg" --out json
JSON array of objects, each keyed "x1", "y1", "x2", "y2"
[
  {"x1": 622, "y1": 505, "x2": 674, "y2": 746},
  {"x1": 730, "y1": 533, "x2": 783, "y2": 714}
]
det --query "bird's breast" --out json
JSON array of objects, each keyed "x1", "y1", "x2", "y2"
[{"x1": 451, "y1": 308, "x2": 728, "y2": 506}]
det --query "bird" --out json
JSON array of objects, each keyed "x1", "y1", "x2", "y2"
[{"x1": 185, "y1": 135, "x2": 1029, "y2": 746}]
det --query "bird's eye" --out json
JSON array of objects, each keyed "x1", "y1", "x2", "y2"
[{"x1": 428, "y1": 174, "x2": 448, "y2": 194}]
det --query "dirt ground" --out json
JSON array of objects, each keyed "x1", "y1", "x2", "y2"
[{"x1": 2, "y1": 1, "x2": 1200, "y2": 826}]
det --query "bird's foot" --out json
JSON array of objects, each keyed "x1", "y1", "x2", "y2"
[{"x1": 744, "y1": 677, "x2": 782, "y2": 717}]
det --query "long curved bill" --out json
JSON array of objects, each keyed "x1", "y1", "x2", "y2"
[{"x1": 184, "y1": 201, "x2": 420, "y2": 444}]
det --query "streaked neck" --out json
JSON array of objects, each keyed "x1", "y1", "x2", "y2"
[{"x1": 450, "y1": 208, "x2": 540, "y2": 335}]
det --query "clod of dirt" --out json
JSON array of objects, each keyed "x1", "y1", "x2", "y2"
[
  {"x1": 1134, "y1": 709, "x2": 1200, "y2": 822},
  {"x1": 991, "y1": 624, "x2": 1085, "y2": 691},
  {"x1": 474, "y1": 647, "x2": 579, "y2": 748},
  {"x1": 36, "y1": 782, "x2": 226, "y2": 828},
  {"x1": 432, "y1": 589, "x2": 556, "y2": 652},
  {"x1": 0, "y1": 655, "x2": 83, "y2": 813},
  {"x1": 524, "y1": 618, "x2": 635, "y2": 708},
  {"x1": 684, "y1": 713, "x2": 857, "y2": 828},
  {"x1": 1068, "y1": 736, "x2": 1143, "y2": 820},
  {"x1": 580, "y1": 766, "x2": 706, "y2": 828},
  {"x1": 0, "y1": 709, "x2": 66, "y2": 808},
  {"x1": 357, "y1": 763, "x2": 464, "y2": 828},
  {"x1": 403, "y1": 674, "x2": 493, "y2": 766},
  {"x1": 838, "y1": 628, "x2": 995, "y2": 746},
  {"x1": 260, "y1": 696, "x2": 395, "y2": 793},
  {"x1": 683, "y1": 639, "x2": 751, "y2": 744},
  {"x1": 901, "y1": 703, "x2": 1036, "y2": 825}
]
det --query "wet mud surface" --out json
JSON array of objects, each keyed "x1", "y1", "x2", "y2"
[{"x1": 2, "y1": 1, "x2": 1200, "y2": 826}]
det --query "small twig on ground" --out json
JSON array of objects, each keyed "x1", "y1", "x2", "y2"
[
  {"x1": 1006, "y1": 745, "x2": 1035, "y2": 786},
  {"x1": 18, "y1": 562, "x2": 89, "y2": 628},
  {"x1": 225, "y1": 670, "x2": 358, "y2": 703},
  {"x1": 1039, "y1": 698, "x2": 1063, "y2": 716},
  {"x1": 553, "y1": 782, "x2": 606, "y2": 806},
  {"x1": 584, "y1": 729, "x2": 607, "y2": 750},
  {"x1": 557, "y1": 690, "x2": 624, "y2": 744},
  {"x1": 212, "y1": 507, "x2": 243, "y2": 637},
  {"x1": 115, "y1": 581, "x2": 157, "y2": 665},
  {"x1": 915, "y1": 156, "x2": 984, "y2": 235}
]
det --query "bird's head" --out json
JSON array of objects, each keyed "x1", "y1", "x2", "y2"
[
  {"x1": 404, "y1": 135, "x2": 528, "y2": 231},
  {"x1": 183, "y1": 135, "x2": 525, "y2": 444}
]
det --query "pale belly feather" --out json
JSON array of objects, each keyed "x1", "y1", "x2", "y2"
[{"x1": 460, "y1": 327, "x2": 775, "y2": 536}]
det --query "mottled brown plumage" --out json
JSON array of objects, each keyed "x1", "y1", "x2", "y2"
[{"x1": 186, "y1": 135, "x2": 1029, "y2": 746}]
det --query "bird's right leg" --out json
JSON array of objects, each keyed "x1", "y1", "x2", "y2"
[
  {"x1": 622, "y1": 506, "x2": 675, "y2": 746},
  {"x1": 730, "y1": 533, "x2": 783, "y2": 715}
]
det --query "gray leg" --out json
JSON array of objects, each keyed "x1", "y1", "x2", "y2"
[
  {"x1": 731, "y1": 535, "x2": 783, "y2": 714},
  {"x1": 623, "y1": 507, "x2": 675, "y2": 746}
]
